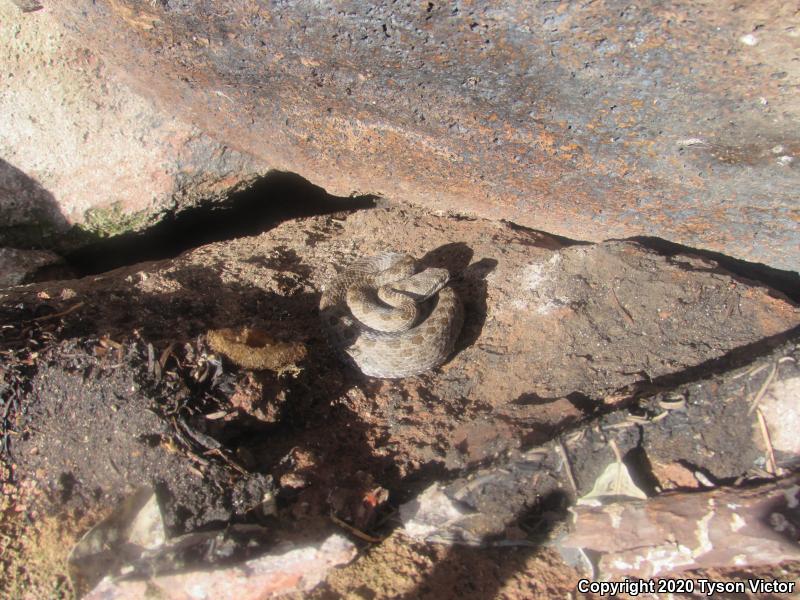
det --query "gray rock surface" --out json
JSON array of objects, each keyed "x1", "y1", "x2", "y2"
[
  {"x1": 0, "y1": 247, "x2": 64, "y2": 287},
  {"x1": 0, "y1": 1, "x2": 268, "y2": 248}
]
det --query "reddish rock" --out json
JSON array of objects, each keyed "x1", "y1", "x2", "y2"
[
  {"x1": 649, "y1": 461, "x2": 702, "y2": 491},
  {"x1": 2, "y1": 199, "x2": 799, "y2": 595},
  {"x1": 397, "y1": 333, "x2": 800, "y2": 548},
  {"x1": 561, "y1": 475, "x2": 800, "y2": 579},
  {"x1": 4, "y1": 203, "x2": 797, "y2": 480},
  {"x1": 27, "y1": 0, "x2": 800, "y2": 270},
  {"x1": 85, "y1": 533, "x2": 357, "y2": 600}
]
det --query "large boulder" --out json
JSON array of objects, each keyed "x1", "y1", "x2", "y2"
[
  {"x1": 18, "y1": 0, "x2": 799, "y2": 271},
  {"x1": 0, "y1": 1, "x2": 267, "y2": 250}
]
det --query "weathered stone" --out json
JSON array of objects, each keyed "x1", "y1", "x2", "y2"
[
  {"x1": 29, "y1": 0, "x2": 800, "y2": 271},
  {"x1": 398, "y1": 335, "x2": 800, "y2": 552},
  {"x1": 0, "y1": 2, "x2": 268, "y2": 249},
  {"x1": 759, "y1": 376, "x2": 800, "y2": 460},
  {"x1": 561, "y1": 474, "x2": 800, "y2": 579},
  {"x1": 2, "y1": 199, "x2": 799, "y2": 594},
  {"x1": 637, "y1": 341, "x2": 800, "y2": 486},
  {"x1": 0, "y1": 247, "x2": 64, "y2": 287},
  {"x1": 3, "y1": 203, "x2": 797, "y2": 490},
  {"x1": 400, "y1": 484, "x2": 479, "y2": 544},
  {"x1": 84, "y1": 533, "x2": 357, "y2": 599}
]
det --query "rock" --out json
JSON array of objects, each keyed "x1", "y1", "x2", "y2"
[
  {"x1": 637, "y1": 339, "x2": 800, "y2": 485},
  {"x1": 0, "y1": 247, "x2": 65, "y2": 287},
  {"x1": 3, "y1": 204, "x2": 798, "y2": 484},
  {"x1": 399, "y1": 484, "x2": 479, "y2": 545},
  {"x1": 397, "y1": 334, "x2": 800, "y2": 547},
  {"x1": 34, "y1": 0, "x2": 800, "y2": 270},
  {"x1": 560, "y1": 474, "x2": 800, "y2": 579},
  {"x1": 0, "y1": 2, "x2": 267, "y2": 250},
  {"x1": 84, "y1": 533, "x2": 357, "y2": 599},
  {"x1": 758, "y1": 375, "x2": 800, "y2": 460},
  {"x1": 2, "y1": 199, "x2": 799, "y2": 594},
  {"x1": 69, "y1": 487, "x2": 166, "y2": 593},
  {"x1": 649, "y1": 461, "x2": 702, "y2": 491}
]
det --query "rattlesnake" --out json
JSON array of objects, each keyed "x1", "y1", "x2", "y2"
[{"x1": 320, "y1": 252, "x2": 464, "y2": 378}]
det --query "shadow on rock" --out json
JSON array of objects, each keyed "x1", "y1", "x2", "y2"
[
  {"x1": 629, "y1": 323, "x2": 800, "y2": 399},
  {"x1": 65, "y1": 170, "x2": 377, "y2": 276},
  {"x1": 418, "y1": 242, "x2": 497, "y2": 356},
  {"x1": 0, "y1": 158, "x2": 70, "y2": 247},
  {"x1": 392, "y1": 490, "x2": 573, "y2": 600},
  {"x1": 621, "y1": 235, "x2": 800, "y2": 304}
]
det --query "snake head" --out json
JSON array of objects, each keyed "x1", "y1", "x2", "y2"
[
  {"x1": 380, "y1": 253, "x2": 417, "y2": 278},
  {"x1": 386, "y1": 267, "x2": 450, "y2": 301}
]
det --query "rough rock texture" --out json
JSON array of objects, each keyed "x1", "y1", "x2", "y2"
[
  {"x1": 3, "y1": 203, "x2": 798, "y2": 490},
  {"x1": 562, "y1": 475, "x2": 800, "y2": 579},
  {"x1": 396, "y1": 335, "x2": 800, "y2": 550},
  {"x1": 0, "y1": 1, "x2": 268, "y2": 248},
  {"x1": 2, "y1": 202, "x2": 799, "y2": 595},
  {"x1": 0, "y1": 247, "x2": 64, "y2": 287},
  {"x1": 29, "y1": 0, "x2": 800, "y2": 270},
  {"x1": 85, "y1": 533, "x2": 357, "y2": 600}
]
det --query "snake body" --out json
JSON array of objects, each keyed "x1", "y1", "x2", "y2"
[{"x1": 320, "y1": 252, "x2": 464, "y2": 378}]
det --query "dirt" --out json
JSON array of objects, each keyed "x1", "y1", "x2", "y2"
[
  {"x1": 298, "y1": 533, "x2": 580, "y2": 599},
  {"x1": 11, "y1": 337, "x2": 274, "y2": 534},
  {"x1": 1, "y1": 201, "x2": 798, "y2": 597}
]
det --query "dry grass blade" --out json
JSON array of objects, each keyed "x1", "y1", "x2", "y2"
[
  {"x1": 556, "y1": 438, "x2": 578, "y2": 498},
  {"x1": 28, "y1": 302, "x2": 85, "y2": 323},
  {"x1": 755, "y1": 407, "x2": 781, "y2": 477},
  {"x1": 747, "y1": 361, "x2": 777, "y2": 416},
  {"x1": 330, "y1": 513, "x2": 383, "y2": 543}
]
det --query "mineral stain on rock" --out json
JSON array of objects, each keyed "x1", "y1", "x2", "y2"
[
  {"x1": 33, "y1": 0, "x2": 800, "y2": 270},
  {"x1": 3, "y1": 0, "x2": 800, "y2": 594}
]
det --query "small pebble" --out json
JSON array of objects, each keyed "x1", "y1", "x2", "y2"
[{"x1": 739, "y1": 34, "x2": 758, "y2": 46}]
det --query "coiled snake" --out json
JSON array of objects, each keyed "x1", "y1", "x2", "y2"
[{"x1": 320, "y1": 252, "x2": 463, "y2": 378}]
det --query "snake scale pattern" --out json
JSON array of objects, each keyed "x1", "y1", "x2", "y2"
[{"x1": 320, "y1": 252, "x2": 464, "y2": 378}]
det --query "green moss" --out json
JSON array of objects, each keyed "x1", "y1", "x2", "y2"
[
  {"x1": 0, "y1": 204, "x2": 165, "y2": 254},
  {"x1": 81, "y1": 203, "x2": 157, "y2": 238}
]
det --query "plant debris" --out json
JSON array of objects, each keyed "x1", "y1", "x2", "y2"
[{"x1": 206, "y1": 327, "x2": 307, "y2": 372}]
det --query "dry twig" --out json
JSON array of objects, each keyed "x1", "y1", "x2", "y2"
[
  {"x1": 27, "y1": 302, "x2": 84, "y2": 323},
  {"x1": 755, "y1": 407, "x2": 781, "y2": 477},
  {"x1": 747, "y1": 361, "x2": 777, "y2": 415},
  {"x1": 330, "y1": 513, "x2": 383, "y2": 543},
  {"x1": 556, "y1": 438, "x2": 578, "y2": 498}
]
